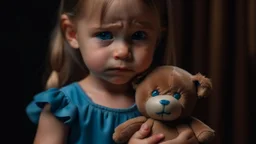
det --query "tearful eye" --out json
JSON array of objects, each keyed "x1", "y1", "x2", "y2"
[
  {"x1": 132, "y1": 31, "x2": 146, "y2": 40},
  {"x1": 151, "y1": 90, "x2": 159, "y2": 97},
  {"x1": 96, "y1": 31, "x2": 113, "y2": 40},
  {"x1": 173, "y1": 92, "x2": 181, "y2": 100}
]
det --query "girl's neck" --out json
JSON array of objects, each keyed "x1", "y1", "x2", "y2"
[
  {"x1": 81, "y1": 74, "x2": 134, "y2": 95},
  {"x1": 78, "y1": 74, "x2": 135, "y2": 109}
]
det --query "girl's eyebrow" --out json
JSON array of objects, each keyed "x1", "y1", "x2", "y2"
[
  {"x1": 90, "y1": 22, "x2": 123, "y2": 30},
  {"x1": 90, "y1": 20, "x2": 155, "y2": 30},
  {"x1": 132, "y1": 20, "x2": 155, "y2": 30}
]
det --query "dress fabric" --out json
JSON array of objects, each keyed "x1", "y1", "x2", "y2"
[{"x1": 26, "y1": 82, "x2": 141, "y2": 144}]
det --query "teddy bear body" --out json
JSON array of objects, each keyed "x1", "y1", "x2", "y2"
[
  {"x1": 113, "y1": 66, "x2": 215, "y2": 143},
  {"x1": 147, "y1": 118, "x2": 180, "y2": 140}
]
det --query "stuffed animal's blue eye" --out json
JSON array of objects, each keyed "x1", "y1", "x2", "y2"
[
  {"x1": 151, "y1": 90, "x2": 159, "y2": 97},
  {"x1": 173, "y1": 92, "x2": 181, "y2": 100}
]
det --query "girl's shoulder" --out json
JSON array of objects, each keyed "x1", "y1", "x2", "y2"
[
  {"x1": 25, "y1": 82, "x2": 84, "y2": 125},
  {"x1": 26, "y1": 82, "x2": 141, "y2": 127}
]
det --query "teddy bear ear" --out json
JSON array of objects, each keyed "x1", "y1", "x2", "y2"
[{"x1": 192, "y1": 73, "x2": 213, "y2": 98}]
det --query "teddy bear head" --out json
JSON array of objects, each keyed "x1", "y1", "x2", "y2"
[{"x1": 135, "y1": 66, "x2": 212, "y2": 121}]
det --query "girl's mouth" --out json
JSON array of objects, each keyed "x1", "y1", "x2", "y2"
[
  {"x1": 105, "y1": 67, "x2": 134, "y2": 74},
  {"x1": 108, "y1": 67, "x2": 133, "y2": 71}
]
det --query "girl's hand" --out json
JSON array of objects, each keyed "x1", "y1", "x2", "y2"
[
  {"x1": 128, "y1": 123, "x2": 164, "y2": 144},
  {"x1": 128, "y1": 123, "x2": 199, "y2": 144}
]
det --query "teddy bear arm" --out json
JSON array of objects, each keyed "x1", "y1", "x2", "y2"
[
  {"x1": 113, "y1": 116, "x2": 147, "y2": 143},
  {"x1": 189, "y1": 117, "x2": 215, "y2": 143}
]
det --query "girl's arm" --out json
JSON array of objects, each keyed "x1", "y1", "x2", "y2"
[
  {"x1": 33, "y1": 104, "x2": 69, "y2": 144},
  {"x1": 128, "y1": 123, "x2": 199, "y2": 144}
]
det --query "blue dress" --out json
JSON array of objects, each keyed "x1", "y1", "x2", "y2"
[{"x1": 26, "y1": 82, "x2": 141, "y2": 144}]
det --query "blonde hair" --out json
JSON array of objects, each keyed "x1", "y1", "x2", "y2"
[{"x1": 45, "y1": 0, "x2": 176, "y2": 89}]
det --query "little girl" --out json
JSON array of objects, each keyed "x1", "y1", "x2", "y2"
[{"x1": 26, "y1": 0, "x2": 198, "y2": 143}]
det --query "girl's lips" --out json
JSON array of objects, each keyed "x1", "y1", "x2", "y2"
[
  {"x1": 106, "y1": 67, "x2": 134, "y2": 72},
  {"x1": 114, "y1": 67, "x2": 132, "y2": 71}
]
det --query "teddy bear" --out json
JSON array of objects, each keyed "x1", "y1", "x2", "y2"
[{"x1": 113, "y1": 65, "x2": 215, "y2": 144}]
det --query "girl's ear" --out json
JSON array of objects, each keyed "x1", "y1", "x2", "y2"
[
  {"x1": 61, "y1": 14, "x2": 79, "y2": 49},
  {"x1": 192, "y1": 73, "x2": 213, "y2": 98}
]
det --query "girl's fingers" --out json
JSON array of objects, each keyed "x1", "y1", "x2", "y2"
[
  {"x1": 146, "y1": 133, "x2": 165, "y2": 144},
  {"x1": 176, "y1": 125, "x2": 195, "y2": 141},
  {"x1": 129, "y1": 123, "x2": 164, "y2": 144},
  {"x1": 131, "y1": 123, "x2": 151, "y2": 139}
]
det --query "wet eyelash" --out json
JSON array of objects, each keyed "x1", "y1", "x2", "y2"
[{"x1": 131, "y1": 31, "x2": 147, "y2": 40}]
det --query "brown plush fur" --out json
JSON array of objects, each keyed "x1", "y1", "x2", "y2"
[{"x1": 113, "y1": 66, "x2": 215, "y2": 143}]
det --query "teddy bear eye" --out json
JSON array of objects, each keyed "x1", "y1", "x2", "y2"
[
  {"x1": 151, "y1": 90, "x2": 159, "y2": 97},
  {"x1": 173, "y1": 92, "x2": 181, "y2": 100}
]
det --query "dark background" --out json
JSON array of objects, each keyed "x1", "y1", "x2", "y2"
[
  {"x1": 19, "y1": 0, "x2": 61, "y2": 143},
  {"x1": 18, "y1": 0, "x2": 255, "y2": 144}
]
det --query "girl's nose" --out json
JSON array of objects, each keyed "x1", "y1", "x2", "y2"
[{"x1": 113, "y1": 42, "x2": 131, "y2": 60}]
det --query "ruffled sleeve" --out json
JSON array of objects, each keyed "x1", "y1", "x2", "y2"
[{"x1": 26, "y1": 88, "x2": 78, "y2": 125}]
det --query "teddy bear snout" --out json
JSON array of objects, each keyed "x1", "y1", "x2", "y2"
[{"x1": 160, "y1": 100, "x2": 170, "y2": 106}]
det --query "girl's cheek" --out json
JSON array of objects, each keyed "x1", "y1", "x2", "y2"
[
  {"x1": 82, "y1": 56, "x2": 105, "y2": 73},
  {"x1": 83, "y1": 50, "x2": 109, "y2": 70},
  {"x1": 134, "y1": 50, "x2": 154, "y2": 71}
]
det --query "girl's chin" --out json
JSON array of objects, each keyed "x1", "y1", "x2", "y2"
[
  {"x1": 109, "y1": 78, "x2": 131, "y2": 85},
  {"x1": 102, "y1": 74, "x2": 135, "y2": 85},
  {"x1": 104, "y1": 75, "x2": 135, "y2": 85}
]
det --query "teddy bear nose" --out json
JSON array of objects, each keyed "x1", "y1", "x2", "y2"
[{"x1": 160, "y1": 100, "x2": 170, "y2": 106}]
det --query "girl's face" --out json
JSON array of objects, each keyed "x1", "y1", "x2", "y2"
[{"x1": 68, "y1": 0, "x2": 161, "y2": 84}]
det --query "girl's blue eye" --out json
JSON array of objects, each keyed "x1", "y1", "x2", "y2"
[
  {"x1": 96, "y1": 31, "x2": 113, "y2": 40},
  {"x1": 132, "y1": 31, "x2": 146, "y2": 40},
  {"x1": 173, "y1": 92, "x2": 181, "y2": 100},
  {"x1": 151, "y1": 90, "x2": 159, "y2": 97}
]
